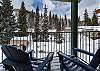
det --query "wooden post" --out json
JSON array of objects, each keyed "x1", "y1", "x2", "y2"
[{"x1": 71, "y1": 0, "x2": 78, "y2": 57}]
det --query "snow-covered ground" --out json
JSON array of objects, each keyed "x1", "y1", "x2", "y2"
[{"x1": 0, "y1": 32, "x2": 99, "y2": 63}]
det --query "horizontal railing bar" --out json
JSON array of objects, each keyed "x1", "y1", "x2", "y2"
[
  {"x1": 0, "y1": 31, "x2": 99, "y2": 65},
  {"x1": 74, "y1": 48, "x2": 95, "y2": 56}
]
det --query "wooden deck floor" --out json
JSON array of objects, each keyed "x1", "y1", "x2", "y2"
[
  {"x1": 0, "y1": 57, "x2": 100, "y2": 71},
  {"x1": 0, "y1": 57, "x2": 61, "y2": 71},
  {"x1": 51, "y1": 57, "x2": 60, "y2": 71},
  {"x1": 0, "y1": 64, "x2": 5, "y2": 71}
]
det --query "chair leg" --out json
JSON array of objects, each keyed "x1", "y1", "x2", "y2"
[
  {"x1": 60, "y1": 64, "x2": 64, "y2": 71},
  {"x1": 47, "y1": 62, "x2": 51, "y2": 71}
]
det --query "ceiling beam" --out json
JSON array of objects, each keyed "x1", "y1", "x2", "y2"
[{"x1": 51, "y1": 0, "x2": 81, "y2": 2}]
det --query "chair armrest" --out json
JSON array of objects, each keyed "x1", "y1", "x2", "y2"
[
  {"x1": 74, "y1": 48, "x2": 95, "y2": 56},
  {"x1": 35, "y1": 58, "x2": 49, "y2": 71},
  {"x1": 58, "y1": 52, "x2": 95, "y2": 71},
  {"x1": 32, "y1": 52, "x2": 54, "y2": 61},
  {"x1": 32, "y1": 58, "x2": 48, "y2": 65},
  {"x1": 2, "y1": 58, "x2": 20, "y2": 66},
  {"x1": 31, "y1": 57, "x2": 46, "y2": 61},
  {"x1": 27, "y1": 50, "x2": 35, "y2": 61},
  {"x1": 36, "y1": 52, "x2": 54, "y2": 71},
  {"x1": 27, "y1": 50, "x2": 35, "y2": 54}
]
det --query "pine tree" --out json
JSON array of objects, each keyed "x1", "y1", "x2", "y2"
[
  {"x1": 55, "y1": 16, "x2": 63, "y2": 44},
  {"x1": 92, "y1": 10, "x2": 98, "y2": 26},
  {"x1": 68, "y1": 19, "x2": 71, "y2": 27},
  {"x1": 34, "y1": 6, "x2": 41, "y2": 34},
  {"x1": 32, "y1": 6, "x2": 41, "y2": 41},
  {"x1": 0, "y1": 6, "x2": 4, "y2": 32},
  {"x1": 84, "y1": 9, "x2": 91, "y2": 26},
  {"x1": 48, "y1": 11, "x2": 53, "y2": 29},
  {"x1": 18, "y1": 2, "x2": 28, "y2": 32},
  {"x1": 0, "y1": 0, "x2": 17, "y2": 32},
  {"x1": 42, "y1": 5, "x2": 49, "y2": 41},
  {"x1": 84, "y1": 9, "x2": 88, "y2": 25},
  {"x1": 52, "y1": 14, "x2": 55, "y2": 29},
  {"x1": 0, "y1": 0, "x2": 17, "y2": 44},
  {"x1": 54, "y1": 14, "x2": 59, "y2": 29},
  {"x1": 64, "y1": 14, "x2": 67, "y2": 27},
  {"x1": 39, "y1": 13, "x2": 43, "y2": 29},
  {"x1": 42, "y1": 5, "x2": 48, "y2": 33},
  {"x1": 56, "y1": 16, "x2": 61, "y2": 31},
  {"x1": 28, "y1": 10, "x2": 35, "y2": 29},
  {"x1": 40, "y1": 13, "x2": 43, "y2": 19},
  {"x1": 78, "y1": 16, "x2": 81, "y2": 26},
  {"x1": 61, "y1": 18, "x2": 65, "y2": 30}
]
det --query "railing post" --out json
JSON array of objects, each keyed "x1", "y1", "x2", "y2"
[{"x1": 71, "y1": 0, "x2": 78, "y2": 57}]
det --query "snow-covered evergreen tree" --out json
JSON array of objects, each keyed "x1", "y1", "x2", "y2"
[
  {"x1": 84, "y1": 9, "x2": 91, "y2": 26},
  {"x1": 0, "y1": 0, "x2": 17, "y2": 32},
  {"x1": 55, "y1": 16, "x2": 63, "y2": 44},
  {"x1": 54, "y1": 14, "x2": 59, "y2": 29},
  {"x1": 34, "y1": 6, "x2": 41, "y2": 34},
  {"x1": 0, "y1": 6, "x2": 4, "y2": 32},
  {"x1": 52, "y1": 14, "x2": 55, "y2": 29},
  {"x1": 41, "y1": 5, "x2": 49, "y2": 41},
  {"x1": 56, "y1": 16, "x2": 61, "y2": 31},
  {"x1": 48, "y1": 11, "x2": 53, "y2": 29},
  {"x1": 40, "y1": 13, "x2": 43, "y2": 29},
  {"x1": 64, "y1": 14, "x2": 67, "y2": 27},
  {"x1": 68, "y1": 19, "x2": 71, "y2": 27},
  {"x1": 61, "y1": 18, "x2": 65, "y2": 30},
  {"x1": 28, "y1": 10, "x2": 35, "y2": 29},
  {"x1": 32, "y1": 6, "x2": 41, "y2": 41},
  {"x1": 92, "y1": 10, "x2": 98, "y2": 26},
  {"x1": 18, "y1": 1, "x2": 28, "y2": 32},
  {"x1": 0, "y1": 0, "x2": 17, "y2": 44},
  {"x1": 78, "y1": 16, "x2": 81, "y2": 26},
  {"x1": 40, "y1": 13, "x2": 43, "y2": 19},
  {"x1": 42, "y1": 5, "x2": 48, "y2": 33}
]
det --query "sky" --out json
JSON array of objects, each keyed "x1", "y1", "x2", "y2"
[{"x1": 0, "y1": 0, "x2": 99, "y2": 20}]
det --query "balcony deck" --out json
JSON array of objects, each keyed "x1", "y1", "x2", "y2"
[
  {"x1": 0, "y1": 57, "x2": 61, "y2": 71},
  {"x1": 0, "y1": 31, "x2": 100, "y2": 71},
  {"x1": 0, "y1": 57, "x2": 100, "y2": 71}
]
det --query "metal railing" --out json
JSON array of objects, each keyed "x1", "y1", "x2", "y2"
[
  {"x1": 77, "y1": 31, "x2": 99, "y2": 63},
  {"x1": 0, "y1": 31, "x2": 99, "y2": 63}
]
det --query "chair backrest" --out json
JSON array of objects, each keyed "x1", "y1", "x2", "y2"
[
  {"x1": 2, "y1": 45, "x2": 54, "y2": 71},
  {"x1": 74, "y1": 48, "x2": 100, "y2": 70},
  {"x1": 47, "y1": 52, "x2": 54, "y2": 60},
  {"x1": 89, "y1": 48, "x2": 100, "y2": 69},
  {"x1": 1, "y1": 45, "x2": 30, "y2": 63}
]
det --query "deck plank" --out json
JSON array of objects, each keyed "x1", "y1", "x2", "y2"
[
  {"x1": 0, "y1": 57, "x2": 100, "y2": 71},
  {"x1": 0, "y1": 64, "x2": 5, "y2": 71},
  {"x1": 51, "y1": 57, "x2": 60, "y2": 71}
]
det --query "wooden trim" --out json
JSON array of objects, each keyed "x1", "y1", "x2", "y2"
[{"x1": 95, "y1": 9, "x2": 100, "y2": 14}]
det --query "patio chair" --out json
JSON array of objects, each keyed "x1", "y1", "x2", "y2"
[
  {"x1": 57, "y1": 48, "x2": 100, "y2": 71},
  {"x1": 1, "y1": 45, "x2": 54, "y2": 71}
]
